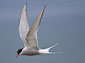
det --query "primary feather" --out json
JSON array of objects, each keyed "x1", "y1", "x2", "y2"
[
  {"x1": 19, "y1": 3, "x2": 46, "y2": 49},
  {"x1": 26, "y1": 5, "x2": 46, "y2": 49},
  {"x1": 19, "y1": 3, "x2": 29, "y2": 46}
]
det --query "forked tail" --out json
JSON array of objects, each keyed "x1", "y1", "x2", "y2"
[
  {"x1": 39, "y1": 43, "x2": 60, "y2": 54},
  {"x1": 48, "y1": 43, "x2": 59, "y2": 50}
]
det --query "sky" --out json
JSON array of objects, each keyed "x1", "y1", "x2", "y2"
[{"x1": 0, "y1": 0, "x2": 85, "y2": 63}]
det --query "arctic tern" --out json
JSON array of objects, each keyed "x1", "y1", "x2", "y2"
[{"x1": 16, "y1": 3, "x2": 59, "y2": 57}]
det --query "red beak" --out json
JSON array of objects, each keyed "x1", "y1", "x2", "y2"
[{"x1": 16, "y1": 54, "x2": 19, "y2": 58}]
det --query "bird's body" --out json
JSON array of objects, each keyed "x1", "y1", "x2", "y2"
[
  {"x1": 20, "y1": 47, "x2": 40, "y2": 56},
  {"x1": 20, "y1": 47, "x2": 49, "y2": 56},
  {"x1": 16, "y1": 3, "x2": 59, "y2": 57}
]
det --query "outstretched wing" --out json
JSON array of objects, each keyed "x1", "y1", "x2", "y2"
[
  {"x1": 19, "y1": 3, "x2": 29, "y2": 46},
  {"x1": 26, "y1": 5, "x2": 46, "y2": 50}
]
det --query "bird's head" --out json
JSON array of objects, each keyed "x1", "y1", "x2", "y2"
[{"x1": 16, "y1": 48, "x2": 23, "y2": 58}]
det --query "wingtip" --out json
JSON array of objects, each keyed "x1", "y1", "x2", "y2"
[
  {"x1": 43, "y1": 4, "x2": 46, "y2": 9},
  {"x1": 41, "y1": 4, "x2": 46, "y2": 14},
  {"x1": 23, "y1": 2, "x2": 28, "y2": 11},
  {"x1": 25, "y1": 1, "x2": 28, "y2": 6},
  {"x1": 24, "y1": 1, "x2": 27, "y2": 7}
]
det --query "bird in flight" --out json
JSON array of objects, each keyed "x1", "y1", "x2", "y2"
[{"x1": 16, "y1": 3, "x2": 59, "y2": 57}]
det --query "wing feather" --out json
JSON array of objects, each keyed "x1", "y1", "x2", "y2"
[
  {"x1": 19, "y1": 3, "x2": 29, "y2": 46},
  {"x1": 26, "y1": 5, "x2": 46, "y2": 49}
]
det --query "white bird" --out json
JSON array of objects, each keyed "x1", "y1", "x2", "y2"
[{"x1": 16, "y1": 3, "x2": 59, "y2": 57}]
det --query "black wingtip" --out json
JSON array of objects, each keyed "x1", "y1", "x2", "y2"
[
  {"x1": 25, "y1": 1, "x2": 27, "y2": 6},
  {"x1": 44, "y1": 4, "x2": 46, "y2": 8},
  {"x1": 41, "y1": 4, "x2": 46, "y2": 13},
  {"x1": 43, "y1": 4, "x2": 46, "y2": 10}
]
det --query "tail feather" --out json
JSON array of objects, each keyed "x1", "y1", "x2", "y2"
[
  {"x1": 39, "y1": 43, "x2": 60, "y2": 54},
  {"x1": 47, "y1": 43, "x2": 59, "y2": 50},
  {"x1": 43, "y1": 43, "x2": 59, "y2": 54}
]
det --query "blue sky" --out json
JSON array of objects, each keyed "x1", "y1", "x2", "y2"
[{"x1": 0, "y1": 0, "x2": 85, "y2": 63}]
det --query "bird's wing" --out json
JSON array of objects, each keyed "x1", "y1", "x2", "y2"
[
  {"x1": 26, "y1": 5, "x2": 46, "y2": 50},
  {"x1": 19, "y1": 3, "x2": 29, "y2": 46}
]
